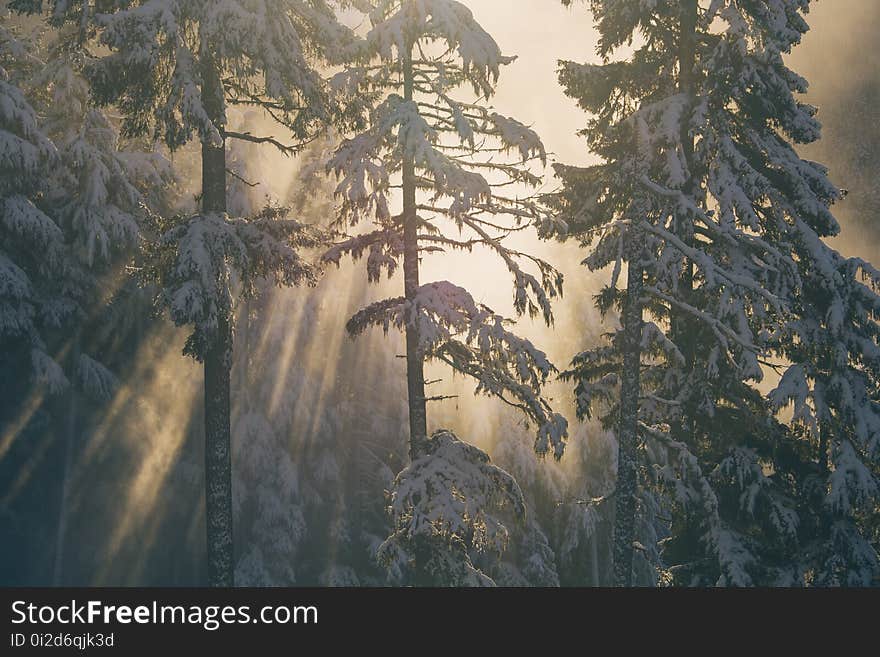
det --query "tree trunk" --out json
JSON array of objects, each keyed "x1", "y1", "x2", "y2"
[
  {"x1": 678, "y1": 0, "x2": 697, "y2": 188},
  {"x1": 613, "y1": 232, "x2": 645, "y2": 587},
  {"x1": 200, "y1": 54, "x2": 234, "y2": 587},
  {"x1": 671, "y1": 0, "x2": 699, "y2": 441},
  {"x1": 401, "y1": 39, "x2": 428, "y2": 460}
]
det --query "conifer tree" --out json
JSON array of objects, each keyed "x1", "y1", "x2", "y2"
[
  {"x1": 2, "y1": 13, "x2": 169, "y2": 400},
  {"x1": 2, "y1": 13, "x2": 175, "y2": 582},
  {"x1": 324, "y1": 0, "x2": 568, "y2": 583},
  {"x1": 13, "y1": 0, "x2": 367, "y2": 585},
  {"x1": 550, "y1": 0, "x2": 878, "y2": 585},
  {"x1": 769, "y1": 223, "x2": 880, "y2": 584},
  {"x1": 326, "y1": 0, "x2": 568, "y2": 457},
  {"x1": 378, "y1": 429, "x2": 527, "y2": 586},
  {"x1": 0, "y1": 23, "x2": 66, "y2": 391}
]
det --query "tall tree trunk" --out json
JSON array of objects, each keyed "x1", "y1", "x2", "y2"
[
  {"x1": 678, "y1": 0, "x2": 697, "y2": 195},
  {"x1": 401, "y1": 35, "x2": 431, "y2": 586},
  {"x1": 613, "y1": 232, "x2": 645, "y2": 587},
  {"x1": 401, "y1": 38, "x2": 427, "y2": 460},
  {"x1": 672, "y1": 0, "x2": 699, "y2": 440},
  {"x1": 201, "y1": 54, "x2": 234, "y2": 587}
]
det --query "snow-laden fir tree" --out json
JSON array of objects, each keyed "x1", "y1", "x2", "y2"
[
  {"x1": 0, "y1": 23, "x2": 65, "y2": 391},
  {"x1": 1, "y1": 12, "x2": 175, "y2": 581},
  {"x1": 548, "y1": 0, "x2": 785, "y2": 586},
  {"x1": 215, "y1": 130, "x2": 307, "y2": 586},
  {"x1": 323, "y1": 0, "x2": 568, "y2": 583},
  {"x1": 377, "y1": 429, "x2": 527, "y2": 586},
  {"x1": 1, "y1": 12, "x2": 171, "y2": 402},
  {"x1": 548, "y1": 0, "x2": 878, "y2": 585},
  {"x1": 768, "y1": 221, "x2": 880, "y2": 585},
  {"x1": 14, "y1": 0, "x2": 371, "y2": 585}
]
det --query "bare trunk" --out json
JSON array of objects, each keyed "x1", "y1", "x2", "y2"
[
  {"x1": 613, "y1": 233, "x2": 644, "y2": 587},
  {"x1": 402, "y1": 39, "x2": 427, "y2": 460},
  {"x1": 201, "y1": 54, "x2": 234, "y2": 587}
]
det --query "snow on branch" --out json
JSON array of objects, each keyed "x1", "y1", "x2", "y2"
[
  {"x1": 377, "y1": 429, "x2": 525, "y2": 586},
  {"x1": 644, "y1": 423, "x2": 758, "y2": 587},
  {"x1": 145, "y1": 206, "x2": 323, "y2": 360},
  {"x1": 346, "y1": 281, "x2": 568, "y2": 457},
  {"x1": 74, "y1": 1, "x2": 355, "y2": 150},
  {"x1": 322, "y1": 227, "x2": 403, "y2": 282},
  {"x1": 367, "y1": 0, "x2": 514, "y2": 97}
]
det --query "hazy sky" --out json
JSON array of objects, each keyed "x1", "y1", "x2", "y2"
[
  {"x1": 466, "y1": 0, "x2": 878, "y2": 175},
  {"x1": 792, "y1": 0, "x2": 879, "y2": 103},
  {"x1": 456, "y1": 0, "x2": 879, "y2": 266},
  {"x1": 791, "y1": 0, "x2": 880, "y2": 260},
  {"x1": 465, "y1": 0, "x2": 598, "y2": 170}
]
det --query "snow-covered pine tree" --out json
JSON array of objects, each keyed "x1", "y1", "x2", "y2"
[
  {"x1": 0, "y1": 23, "x2": 66, "y2": 393},
  {"x1": 141, "y1": 202, "x2": 324, "y2": 585},
  {"x1": 377, "y1": 429, "x2": 527, "y2": 586},
  {"x1": 548, "y1": 1, "x2": 862, "y2": 585},
  {"x1": 1, "y1": 11, "x2": 170, "y2": 402},
  {"x1": 323, "y1": 0, "x2": 568, "y2": 583},
  {"x1": 327, "y1": 0, "x2": 567, "y2": 459},
  {"x1": 213, "y1": 128, "x2": 307, "y2": 586},
  {"x1": 768, "y1": 224, "x2": 880, "y2": 585},
  {"x1": 14, "y1": 0, "x2": 369, "y2": 585},
  {"x1": 2, "y1": 11, "x2": 176, "y2": 581}
]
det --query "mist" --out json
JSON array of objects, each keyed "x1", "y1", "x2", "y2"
[
  {"x1": 792, "y1": 0, "x2": 880, "y2": 256},
  {"x1": 1, "y1": 1, "x2": 876, "y2": 587}
]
